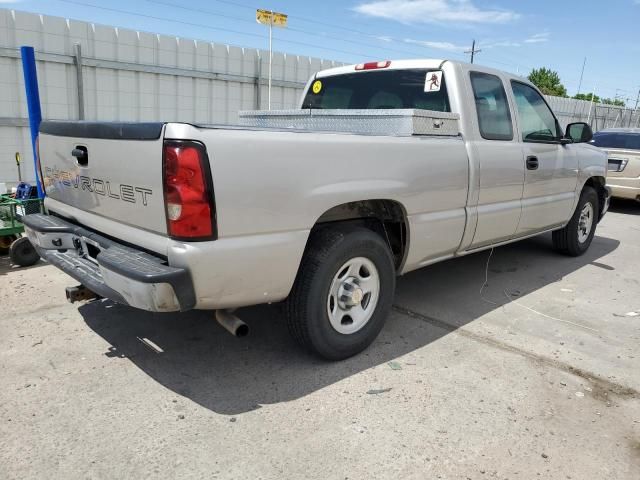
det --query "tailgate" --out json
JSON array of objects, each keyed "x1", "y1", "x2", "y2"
[{"x1": 39, "y1": 121, "x2": 167, "y2": 234}]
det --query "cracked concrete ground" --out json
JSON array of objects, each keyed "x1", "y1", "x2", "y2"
[{"x1": 1, "y1": 200, "x2": 639, "y2": 479}]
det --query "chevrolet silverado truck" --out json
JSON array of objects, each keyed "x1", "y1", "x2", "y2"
[{"x1": 24, "y1": 59, "x2": 610, "y2": 360}]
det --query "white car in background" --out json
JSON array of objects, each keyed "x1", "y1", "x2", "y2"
[{"x1": 592, "y1": 128, "x2": 640, "y2": 202}]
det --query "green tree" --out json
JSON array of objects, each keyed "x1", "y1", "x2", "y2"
[
  {"x1": 574, "y1": 93, "x2": 600, "y2": 103},
  {"x1": 601, "y1": 98, "x2": 625, "y2": 107},
  {"x1": 527, "y1": 67, "x2": 568, "y2": 97}
]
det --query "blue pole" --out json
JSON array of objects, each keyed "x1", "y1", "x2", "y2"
[{"x1": 20, "y1": 46, "x2": 44, "y2": 198}]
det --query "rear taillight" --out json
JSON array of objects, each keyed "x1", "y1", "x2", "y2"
[
  {"x1": 355, "y1": 60, "x2": 391, "y2": 70},
  {"x1": 163, "y1": 140, "x2": 216, "y2": 240}
]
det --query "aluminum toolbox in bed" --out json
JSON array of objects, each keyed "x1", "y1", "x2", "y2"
[{"x1": 237, "y1": 109, "x2": 460, "y2": 137}]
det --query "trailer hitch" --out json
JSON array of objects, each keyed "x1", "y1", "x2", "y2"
[{"x1": 65, "y1": 284, "x2": 100, "y2": 303}]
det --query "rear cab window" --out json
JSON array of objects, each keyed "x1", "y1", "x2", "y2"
[
  {"x1": 301, "y1": 69, "x2": 451, "y2": 112},
  {"x1": 469, "y1": 72, "x2": 513, "y2": 141},
  {"x1": 592, "y1": 132, "x2": 640, "y2": 150}
]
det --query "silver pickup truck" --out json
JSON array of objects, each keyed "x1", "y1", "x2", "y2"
[{"x1": 24, "y1": 59, "x2": 610, "y2": 360}]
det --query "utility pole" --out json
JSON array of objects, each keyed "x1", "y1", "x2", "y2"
[
  {"x1": 629, "y1": 89, "x2": 640, "y2": 128},
  {"x1": 572, "y1": 57, "x2": 587, "y2": 119},
  {"x1": 576, "y1": 57, "x2": 586, "y2": 96},
  {"x1": 587, "y1": 84, "x2": 597, "y2": 125},
  {"x1": 465, "y1": 40, "x2": 481, "y2": 64}
]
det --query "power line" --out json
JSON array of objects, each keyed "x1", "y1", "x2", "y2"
[
  {"x1": 203, "y1": 0, "x2": 413, "y2": 40},
  {"x1": 58, "y1": 0, "x2": 557, "y2": 76},
  {"x1": 57, "y1": 0, "x2": 464, "y2": 61},
  {"x1": 140, "y1": 0, "x2": 457, "y2": 60},
  {"x1": 54, "y1": 0, "x2": 378, "y2": 59},
  {"x1": 49, "y1": 0, "x2": 634, "y2": 100},
  {"x1": 141, "y1": 0, "x2": 476, "y2": 62}
]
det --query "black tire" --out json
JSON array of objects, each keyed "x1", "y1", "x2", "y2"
[
  {"x1": 9, "y1": 236, "x2": 40, "y2": 267},
  {"x1": 0, "y1": 235, "x2": 17, "y2": 255},
  {"x1": 552, "y1": 186, "x2": 598, "y2": 256},
  {"x1": 285, "y1": 225, "x2": 396, "y2": 360}
]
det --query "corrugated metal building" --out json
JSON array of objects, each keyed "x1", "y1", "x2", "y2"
[{"x1": 0, "y1": 9, "x2": 342, "y2": 185}]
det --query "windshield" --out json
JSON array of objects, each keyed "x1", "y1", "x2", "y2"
[
  {"x1": 301, "y1": 69, "x2": 451, "y2": 112},
  {"x1": 592, "y1": 132, "x2": 640, "y2": 150}
]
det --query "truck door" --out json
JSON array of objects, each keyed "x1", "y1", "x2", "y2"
[
  {"x1": 468, "y1": 71, "x2": 525, "y2": 248},
  {"x1": 509, "y1": 81, "x2": 579, "y2": 235}
]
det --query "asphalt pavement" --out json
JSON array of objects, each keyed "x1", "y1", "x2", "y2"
[{"x1": 1, "y1": 200, "x2": 639, "y2": 479}]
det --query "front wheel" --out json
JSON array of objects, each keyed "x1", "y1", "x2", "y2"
[
  {"x1": 552, "y1": 186, "x2": 598, "y2": 256},
  {"x1": 285, "y1": 226, "x2": 396, "y2": 360}
]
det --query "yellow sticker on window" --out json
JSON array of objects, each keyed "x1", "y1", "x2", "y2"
[{"x1": 312, "y1": 80, "x2": 322, "y2": 94}]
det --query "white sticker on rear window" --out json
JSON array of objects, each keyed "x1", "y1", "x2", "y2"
[{"x1": 424, "y1": 71, "x2": 442, "y2": 92}]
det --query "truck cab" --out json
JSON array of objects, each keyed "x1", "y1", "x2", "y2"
[{"x1": 300, "y1": 59, "x2": 608, "y2": 249}]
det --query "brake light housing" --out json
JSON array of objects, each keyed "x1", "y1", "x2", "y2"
[
  {"x1": 163, "y1": 140, "x2": 216, "y2": 241},
  {"x1": 355, "y1": 60, "x2": 391, "y2": 71}
]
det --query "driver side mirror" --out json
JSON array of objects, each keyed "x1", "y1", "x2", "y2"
[{"x1": 565, "y1": 122, "x2": 593, "y2": 144}]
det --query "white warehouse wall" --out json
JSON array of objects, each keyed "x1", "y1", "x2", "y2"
[{"x1": 0, "y1": 9, "x2": 343, "y2": 185}]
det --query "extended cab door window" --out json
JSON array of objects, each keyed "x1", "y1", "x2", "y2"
[
  {"x1": 510, "y1": 81, "x2": 561, "y2": 143},
  {"x1": 470, "y1": 72, "x2": 513, "y2": 141}
]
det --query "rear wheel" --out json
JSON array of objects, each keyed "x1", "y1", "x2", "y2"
[
  {"x1": 552, "y1": 186, "x2": 598, "y2": 256},
  {"x1": 285, "y1": 226, "x2": 396, "y2": 360},
  {"x1": 9, "y1": 236, "x2": 40, "y2": 267}
]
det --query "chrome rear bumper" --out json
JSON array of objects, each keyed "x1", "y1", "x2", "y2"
[{"x1": 23, "y1": 214, "x2": 195, "y2": 312}]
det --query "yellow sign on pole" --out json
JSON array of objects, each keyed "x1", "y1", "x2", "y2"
[
  {"x1": 256, "y1": 9, "x2": 288, "y2": 27},
  {"x1": 256, "y1": 9, "x2": 288, "y2": 110}
]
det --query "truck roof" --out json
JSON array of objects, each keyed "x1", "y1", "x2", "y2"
[{"x1": 314, "y1": 59, "x2": 527, "y2": 82}]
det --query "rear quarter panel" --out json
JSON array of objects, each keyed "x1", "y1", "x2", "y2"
[{"x1": 164, "y1": 123, "x2": 470, "y2": 307}]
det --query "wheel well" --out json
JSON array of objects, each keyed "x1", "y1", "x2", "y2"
[
  {"x1": 584, "y1": 176, "x2": 607, "y2": 221},
  {"x1": 313, "y1": 200, "x2": 408, "y2": 270}
]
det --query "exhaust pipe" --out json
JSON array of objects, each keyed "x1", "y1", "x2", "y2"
[{"x1": 215, "y1": 310, "x2": 249, "y2": 338}]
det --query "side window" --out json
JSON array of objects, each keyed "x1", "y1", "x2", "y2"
[
  {"x1": 470, "y1": 72, "x2": 513, "y2": 141},
  {"x1": 511, "y1": 81, "x2": 561, "y2": 142}
]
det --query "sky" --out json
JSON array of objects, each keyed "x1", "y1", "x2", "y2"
[{"x1": 2, "y1": 0, "x2": 639, "y2": 105}]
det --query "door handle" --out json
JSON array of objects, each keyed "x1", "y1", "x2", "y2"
[
  {"x1": 72, "y1": 146, "x2": 88, "y2": 166},
  {"x1": 526, "y1": 155, "x2": 539, "y2": 170}
]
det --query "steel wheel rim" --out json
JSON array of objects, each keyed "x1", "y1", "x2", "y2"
[
  {"x1": 578, "y1": 202, "x2": 594, "y2": 244},
  {"x1": 327, "y1": 256, "x2": 380, "y2": 335}
]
